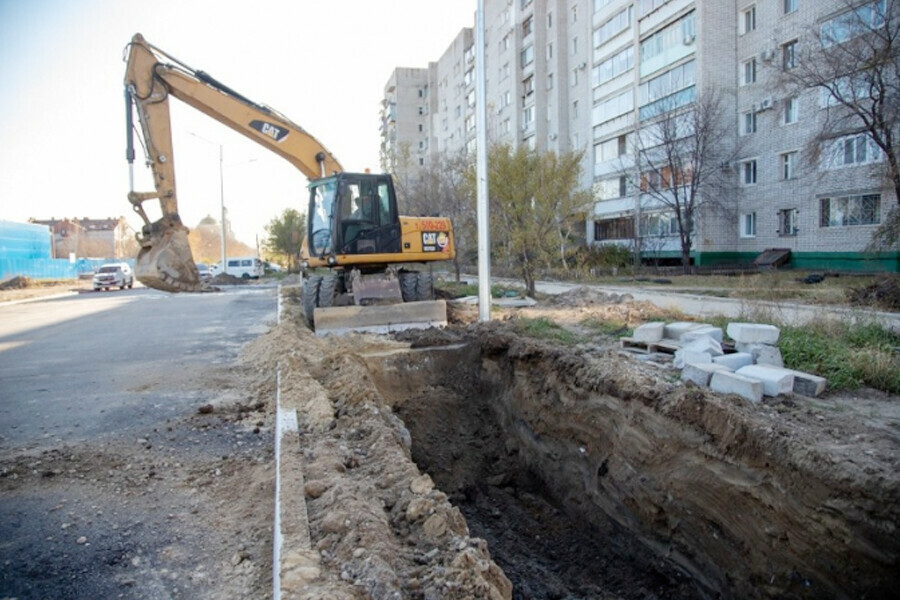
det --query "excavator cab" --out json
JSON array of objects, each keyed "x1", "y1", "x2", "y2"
[{"x1": 307, "y1": 172, "x2": 401, "y2": 260}]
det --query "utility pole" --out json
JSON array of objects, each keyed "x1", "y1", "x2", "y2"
[{"x1": 476, "y1": 0, "x2": 492, "y2": 322}]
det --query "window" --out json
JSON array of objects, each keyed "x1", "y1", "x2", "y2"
[
  {"x1": 740, "y1": 212, "x2": 757, "y2": 237},
  {"x1": 784, "y1": 0, "x2": 797, "y2": 14},
  {"x1": 523, "y1": 15, "x2": 533, "y2": 37},
  {"x1": 499, "y1": 62, "x2": 510, "y2": 81},
  {"x1": 418, "y1": 124, "x2": 423, "y2": 132},
  {"x1": 464, "y1": 68, "x2": 474, "y2": 87},
  {"x1": 547, "y1": 73, "x2": 554, "y2": 89},
  {"x1": 821, "y1": 0, "x2": 886, "y2": 47},
  {"x1": 742, "y1": 159, "x2": 758, "y2": 185},
  {"x1": 573, "y1": 100, "x2": 579, "y2": 118},
  {"x1": 819, "y1": 194, "x2": 881, "y2": 227},
  {"x1": 521, "y1": 45, "x2": 534, "y2": 67},
  {"x1": 783, "y1": 96, "x2": 798, "y2": 124},
  {"x1": 548, "y1": 12, "x2": 552, "y2": 28},
  {"x1": 592, "y1": 45, "x2": 634, "y2": 87},
  {"x1": 742, "y1": 58, "x2": 757, "y2": 84},
  {"x1": 572, "y1": 37, "x2": 578, "y2": 55},
  {"x1": 641, "y1": 213, "x2": 680, "y2": 237},
  {"x1": 781, "y1": 151, "x2": 798, "y2": 179},
  {"x1": 593, "y1": 6, "x2": 633, "y2": 46},
  {"x1": 595, "y1": 176, "x2": 629, "y2": 199},
  {"x1": 778, "y1": 208, "x2": 799, "y2": 236},
  {"x1": 638, "y1": 59, "x2": 696, "y2": 119},
  {"x1": 639, "y1": 11, "x2": 695, "y2": 72},
  {"x1": 782, "y1": 40, "x2": 797, "y2": 70},
  {"x1": 523, "y1": 75, "x2": 534, "y2": 96},
  {"x1": 501, "y1": 34, "x2": 511, "y2": 52},
  {"x1": 572, "y1": 67, "x2": 579, "y2": 86},
  {"x1": 500, "y1": 90, "x2": 511, "y2": 108},
  {"x1": 592, "y1": 89, "x2": 634, "y2": 125},
  {"x1": 524, "y1": 105, "x2": 535, "y2": 127},
  {"x1": 742, "y1": 110, "x2": 757, "y2": 135},
  {"x1": 595, "y1": 217, "x2": 634, "y2": 241},
  {"x1": 824, "y1": 134, "x2": 883, "y2": 169},
  {"x1": 466, "y1": 89, "x2": 475, "y2": 108},
  {"x1": 547, "y1": 43, "x2": 553, "y2": 60},
  {"x1": 742, "y1": 6, "x2": 756, "y2": 34}
]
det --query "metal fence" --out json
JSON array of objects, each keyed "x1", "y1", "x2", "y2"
[{"x1": 0, "y1": 258, "x2": 134, "y2": 281}]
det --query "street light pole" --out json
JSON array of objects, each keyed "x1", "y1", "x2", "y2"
[{"x1": 218, "y1": 144, "x2": 226, "y2": 273}]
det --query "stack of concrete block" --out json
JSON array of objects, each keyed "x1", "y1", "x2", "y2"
[
  {"x1": 623, "y1": 321, "x2": 827, "y2": 401},
  {"x1": 661, "y1": 321, "x2": 826, "y2": 402}
]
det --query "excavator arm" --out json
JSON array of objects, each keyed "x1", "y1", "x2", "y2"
[{"x1": 124, "y1": 33, "x2": 341, "y2": 291}]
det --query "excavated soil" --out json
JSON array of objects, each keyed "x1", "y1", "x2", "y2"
[{"x1": 244, "y1": 291, "x2": 898, "y2": 599}]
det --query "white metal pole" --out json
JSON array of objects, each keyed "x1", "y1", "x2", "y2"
[
  {"x1": 219, "y1": 145, "x2": 227, "y2": 272},
  {"x1": 475, "y1": 0, "x2": 492, "y2": 322}
]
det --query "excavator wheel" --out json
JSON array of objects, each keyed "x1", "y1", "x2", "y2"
[
  {"x1": 302, "y1": 276, "x2": 322, "y2": 328},
  {"x1": 399, "y1": 271, "x2": 434, "y2": 302}
]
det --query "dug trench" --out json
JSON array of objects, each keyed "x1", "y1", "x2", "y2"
[
  {"x1": 260, "y1": 297, "x2": 897, "y2": 599},
  {"x1": 361, "y1": 323, "x2": 898, "y2": 599}
]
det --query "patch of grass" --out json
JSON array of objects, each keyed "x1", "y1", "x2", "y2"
[
  {"x1": 513, "y1": 317, "x2": 582, "y2": 344},
  {"x1": 779, "y1": 319, "x2": 900, "y2": 393},
  {"x1": 579, "y1": 317, "x2": 633, "y2": 337},
  {"x1": 436, "y1": 280, "x2": 522, "y2": 299}
]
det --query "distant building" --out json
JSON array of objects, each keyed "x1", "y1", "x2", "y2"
[
  {"x1": 381, "y1": 0, "x2": 899, "y2": 272},
  {"x1": 29, "y1": 217, "x2": 135, "y2": 259}
]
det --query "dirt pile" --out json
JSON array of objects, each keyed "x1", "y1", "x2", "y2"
[
  {"x1": 847, "y1": 276, "x2": 900, "y2": 311},
  {"x1": 242, "y1": 307, "x2": 512, "y2": 599},
  {"x1": 0, "y1": 276, "x2": 31, "y2": 289}
]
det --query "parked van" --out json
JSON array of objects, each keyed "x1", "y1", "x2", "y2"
[{"x1": 222, "y1": 257, "x2": 263, "y2": 279}]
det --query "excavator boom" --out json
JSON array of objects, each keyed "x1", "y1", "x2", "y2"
[{"x1": 123, "y1": 33, "x2": 340, "y2": 292}]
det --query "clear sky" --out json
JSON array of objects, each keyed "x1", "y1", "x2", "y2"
[{"x1": 0, "y1": 0, "x2": 475, "y2": 247}]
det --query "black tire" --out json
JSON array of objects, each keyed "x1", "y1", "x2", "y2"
[
  {"x1": 317, "y1": 275, "x2": 342, "y2": 308},
  {"x1": 399, "y1": 271, "x2": 418, "y2": 302},
  {"x1": 241, "y1": 273, "x2": 250, "y2": 280},
  {"x1": 414, "y1": 272, "x2": 434, "y2": 301},
  {"x1": 120, "y1": 285, "x2": 126, "y2": 290},
  {"x1": 302, "y1": 276, "x2": 322, "y2": 328}
]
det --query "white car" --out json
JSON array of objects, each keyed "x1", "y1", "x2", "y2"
[{"x1": 93, "y1": 263, "x2": 134, "y2": 291}]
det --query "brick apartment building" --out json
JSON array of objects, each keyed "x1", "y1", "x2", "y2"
[
  {"x1": 381, "y1": 0, "x2": 898, "y2": 271},
  {"x1": 29, "y1": 217, "x2": 135, "y2": 259}
]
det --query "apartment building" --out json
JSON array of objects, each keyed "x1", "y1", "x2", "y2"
[{"x1": 381, "y1": 0, "x2": 898, "y2": 271}]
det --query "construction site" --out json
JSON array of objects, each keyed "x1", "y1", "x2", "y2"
[{"x1": 251, "y1": 283, "x2": 898, "y2": 600}]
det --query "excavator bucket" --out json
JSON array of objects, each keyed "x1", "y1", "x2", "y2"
[
  {"x1": 313, "y1": 300, "x2": 448, "y2": 337},
  {"x1": 134, "y1": 223, "x2": 205, "y2": 293}
]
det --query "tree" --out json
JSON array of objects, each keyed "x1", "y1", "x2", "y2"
[
  {"x1": 486, "y1": 144, "x2": 592, "y2": 297},
  {"x1": 784, "y1": 0, "x2": 900, "y2": 248},
  {"x1": 632, "y1": 90, "x2": 738, "y2": 273},
  {"x1": 263, "y1": 208, "x2": 306, "y2": 272},
  {"x1": 401, "y1": 150, "x2": 476, "y2": 281}
]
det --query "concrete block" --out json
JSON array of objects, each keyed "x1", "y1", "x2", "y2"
[
  {"x1": 726, "y1": 323, "x2": 780, "y2": 345},
  {"x1": 681, "y1": 363, "x2": 734, "y2": 387},
  {"x1": 680, "y1": 326, "x2": 724, "y2": 344},
  {"x1": 785, "y1": 369, "x2": 827, "y2": 397},
  {"x1": 633, "y1": 322, "x2": 665, "y2": 343},
  {"x1": 681, "y1": 336, "x2": 723, "y2": 356},
  {"x1": 712, "y1": 352, "x2": 754, "y2": 370},
  {"x1": 736, "y1": 343, "x2": 784, "y2": 367},
  {"x1": 736, "y1": 365, "x2": 794, "y2": 397},
  {"x1": 674, "y1": 349, "x2": 713, "y2": 369},
  {"x1": 710, "y1": 371, "x2": 764, "y2": 403},
  {"x1": 664, "y1": 321, "x2": 699, "y2": 340}
]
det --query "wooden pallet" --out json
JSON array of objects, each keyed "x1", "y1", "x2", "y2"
[{"x1": 619, "y1": 337, "x2": 681, "y2": 354}]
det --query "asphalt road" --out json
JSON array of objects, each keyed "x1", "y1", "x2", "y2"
[{"x1": 0, "y1": 285, "x2": 276, "y2": 451}]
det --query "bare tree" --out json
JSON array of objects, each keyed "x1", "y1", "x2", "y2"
[
  {"x1": 402, "y1": 151, "x2": 476, "y2": 281},
  {"x1": 783, "y1": 0, "x2": 900, "y2": 247},
  {"x1": 632, "y1": 90, "x2": 739, "y2": 272}
]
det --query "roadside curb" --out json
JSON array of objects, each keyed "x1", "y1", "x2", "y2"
[
  {"x1": 273, "y1": 286, "x2": 317, "y2": 599},
  {"x1": 0, "y1": 291, "x2": 79, "y2": 306}
]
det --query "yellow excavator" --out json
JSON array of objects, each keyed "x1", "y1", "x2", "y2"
[{"x1": 124, "y1": 34, "x2": 454, "y2": 334}]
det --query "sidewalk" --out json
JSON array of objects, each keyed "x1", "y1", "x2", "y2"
[{"x1": 465, "y1": 276, "x2": 900, "y2": 332}]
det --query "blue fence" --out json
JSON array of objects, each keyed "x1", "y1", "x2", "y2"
[{"x1": 0, "y1": 258, "x2": 134, "y2": 281}]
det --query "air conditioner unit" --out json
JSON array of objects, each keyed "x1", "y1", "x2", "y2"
[
  {"x1": 760, "y1": 49, "x2": 775, "y2": 62},
  {"x1": 577, "y1": 62, "x2": 587, "y2": 70},
  {"x1": 549, "y1": 133, "x2": 558, "y2": 140},
  {"x1": 759, "y1": 97, "x2": 774, "y2": 111},
  {"x1": 683, "y1": 34, "x2": 695, "y2": 45}
]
